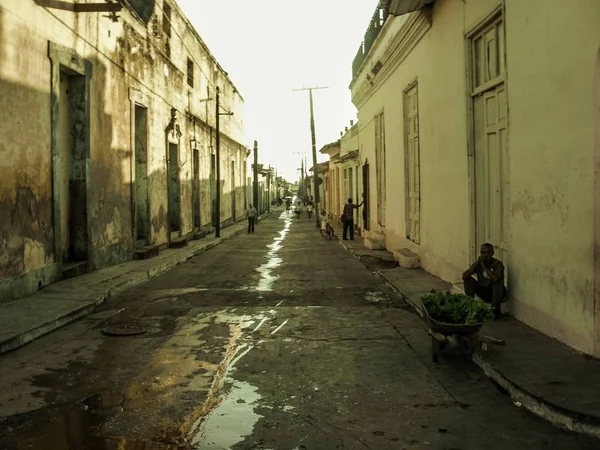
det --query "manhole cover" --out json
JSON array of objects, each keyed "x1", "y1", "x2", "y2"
[{"x1": 101, "y1": 325, "x2": 147, "y2": 336}]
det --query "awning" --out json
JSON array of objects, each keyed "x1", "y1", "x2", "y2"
[
  {"x1": 386, "y1": 0, "x2": 436, "y2": 16},
  {"x1": 338, "y1": 150, "x2": 359, "y2": 163}
]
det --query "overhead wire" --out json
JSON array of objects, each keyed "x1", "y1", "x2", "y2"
[
  {"x1": 152, "y1": 0, "x2": 245, "y2": 133},
  {"x1": 15, "y1": 1, "x2": 246, "y2": 138},
  {"x1": 335, "y1": 115, "x2": 376, "y2": 154}
]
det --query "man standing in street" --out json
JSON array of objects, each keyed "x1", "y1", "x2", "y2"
[
  {"x1": 342, "y1": 197, "x2": 363, "y2": 240},
  {"x1": 247, "y1": 204, "x2": 257, "y2": 234},
  {"x1": 462, "y1": 243, "x2": 507, "y2": 319}
]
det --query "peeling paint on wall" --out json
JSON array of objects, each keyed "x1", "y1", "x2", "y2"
[{"x1": 1, "y1": 0, "x2": 247, "y2": 301}]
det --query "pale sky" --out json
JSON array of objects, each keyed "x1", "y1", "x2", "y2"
[{"x1": 177, "y1": 0, "x2": 379, "y2": 181}]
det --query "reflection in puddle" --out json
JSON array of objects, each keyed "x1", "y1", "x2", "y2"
[
  {"x1": 192, "y1": 380, "x2": 263, "y2": 449},
  {"x1": 365, "y1": 291, "x2": 388, "y2": 304},
  {"x1": 255, "y1": 212, "x2": 292, "y2": 292},
  {"x1": 82, "y1": 392, "x2": 125, "y2": 416},
  {"x1": 9, "y1": 404, "x2": 170, "y2": 450}
]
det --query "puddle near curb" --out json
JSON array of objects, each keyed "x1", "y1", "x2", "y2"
[
  {"x1": 191, "y1": 379, "x2": 263, "y2": 449},
  {"x1": 255, "y1": 212, "x2": 292, "y2": 292},
  {"x1": 3, "y1": 402, "x2": 170, "y2": 450}
]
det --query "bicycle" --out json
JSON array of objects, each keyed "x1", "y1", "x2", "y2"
[{"x1": 320, "y1": 217, "x2": 335, "y2": 240}]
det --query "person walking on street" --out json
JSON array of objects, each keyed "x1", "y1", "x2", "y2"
[
  {"x1": 342, "y1": 197, "x2": 363, "y2": 240},
  {"x1": 247, "y1": 204, "x2": 257, "y2": 234},
  {"x1": 307, "y1": 203, "x2": 314, "y2": 220}
]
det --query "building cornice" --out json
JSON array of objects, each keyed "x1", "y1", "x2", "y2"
[{"x1": 351, "y1": 10, "x2": 432, "y2": 109}]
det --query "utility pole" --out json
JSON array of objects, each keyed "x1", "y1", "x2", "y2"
[
  {"x1": 253, "y1": 140, "x2": 259, "y2": 213},
  {"x1": 215, "y1": 86, "x2": 233, "y2": 238},
  {"x1": 267, "y1": 165, "x2": 271, "y2": 213},
  {"x1": 293, "y1": 86, "x2": 328, "y2": 228},
  {"x1": 300, "y1": 158, "x2": 304, "y2": 199}
]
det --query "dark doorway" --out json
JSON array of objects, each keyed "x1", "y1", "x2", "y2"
[
  {"x1": 168, "y1": 143, "x2": 181, "y2": 234},
  {"x1": 193, "y1": 148, "x2": 201, "y2": 230},
  {"x1": 58, "y1": 71, "x2": 88, "y2": 263},
  {"x1": 362, "y1": 163, "x2": 370, "y2": 231},
  {"x1": 134, "y1": 106, "x2": 149, "y2": 244},
  {"x1": 231, "y1": 160, "x2": 236, "y2": 222}
]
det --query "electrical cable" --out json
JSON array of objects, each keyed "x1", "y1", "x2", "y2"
[{"x1": 7, "y1": 1, "x2": 245, "y2": 137}]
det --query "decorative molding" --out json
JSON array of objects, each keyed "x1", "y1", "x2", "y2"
[
  {"x1": 129, "y1": 87, "x2": 150, "y2": 106},
  {"x1": 352, "y1": 11, "x2": 432, "y2": 109},
  {"x1": 165, "y1": 107, "x2": 182, "y2": 143}
]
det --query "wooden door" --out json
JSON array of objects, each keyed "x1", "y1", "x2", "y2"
[
  {"x1": 404, "y1": 83, "x2": 421, "y2": 244},
  {"x1": 471, "y1": 15, "x2": 509, "y2": 276},
  {"x1": 362, "y1": 163, "x2": 370, "y2": 231}
]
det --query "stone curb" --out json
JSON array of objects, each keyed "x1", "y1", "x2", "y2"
[
  {"x1": 0, "y1": 214, "x2": 270, "y2": 355},
  {"x1": 0, "y1": 301, "x2": 100, "y2": 354},
  {"x1": 472, "y1": 353, "x2": 600, "y2": 438},
  {"x1": 338, "y1": 239, "x2": 600, "y2": 439}
]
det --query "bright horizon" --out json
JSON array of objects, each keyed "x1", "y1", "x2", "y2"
[{"x1": 177, "y1": 0, "x2": 379, "y2": 182}]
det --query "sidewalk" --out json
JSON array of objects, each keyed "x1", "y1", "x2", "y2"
[
  {"x1": 0, "y1": 213, "x2": 269, "y2": 355},
  {"x1": 338, "y1": 234, "x2": 600, "y2": 439}
]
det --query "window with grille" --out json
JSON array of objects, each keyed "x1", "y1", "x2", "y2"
[
  {"x1": 187, "y1": 58, "x2": 194, "y2": 87},
  {"x1": 162, "y1": 2, "x2": 172, "y2": 38}
]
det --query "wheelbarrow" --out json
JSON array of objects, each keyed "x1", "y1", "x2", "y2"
[{"x1": 421, "y1": 300, "x2": 505, "y2": 363}]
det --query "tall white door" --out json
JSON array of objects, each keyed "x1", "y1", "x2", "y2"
[
  {"x1": 471, "y1": 15, "x2": 509, "y2": 275},
  {"x1": 404, "y1": 83, "x2": 421, "y2": 244}
]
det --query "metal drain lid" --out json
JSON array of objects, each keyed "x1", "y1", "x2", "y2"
[{"x1": 101, "y1": 324, "x2": 147, "y2": 336}]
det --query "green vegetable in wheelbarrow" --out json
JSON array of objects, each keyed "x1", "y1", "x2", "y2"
[{"x1": 421, "y1": 290, "x2": 494, "y2": 325}]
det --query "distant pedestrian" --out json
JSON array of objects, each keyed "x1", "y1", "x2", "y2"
[
  {"x1": 247, "y1": 204, "x2": 257, "y2": 234},
  {"x1": 307, "y1": 203, "x2": 314, "y2": 220},
  {"x1": 342, "y1": 197, "x2": 363, "y2": 240}
]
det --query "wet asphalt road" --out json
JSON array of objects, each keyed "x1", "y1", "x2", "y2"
[{"x1": 0, "y1": 208, "x2": 598, "y2": 449}]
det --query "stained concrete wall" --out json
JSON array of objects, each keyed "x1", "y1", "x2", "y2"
[
  {"x1": 505, "y1": 0, "x2": 600, "y2": 354},
  {"x1": 0, "y1": 0, "x2": 247, "y2": 302},
  {"x1": 0, "y1": 3, "x2": 57, "y2": 298},
  {"x1": 352, "y1": 1, "x2": 470, "y2": 282},
  {"x1": 351, "y1": 0, "x2": 600, "y2": 355}
]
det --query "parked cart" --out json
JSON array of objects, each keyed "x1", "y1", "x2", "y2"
[{"x1": 421, "y1": 300, "x2": 505, "y2": 363}]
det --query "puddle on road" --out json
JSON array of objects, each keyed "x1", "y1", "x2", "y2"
[
  {"x1": 365, "y1": 291, "x2": 389, "y2": 304},
  {"x1": 5, "y1": 402, "x2": 171, "y2": 450},
  {"x1": 255, "y1": 212, "x2": 292, "y2": 292},
  {"x1": 191, "y1": 379, "x2": 263, "y2": 449}
]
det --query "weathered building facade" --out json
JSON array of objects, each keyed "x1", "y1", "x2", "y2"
[
  {"x1": 351, "y1": 0, "x2": 600, "y2": 355},
  {"x1": 0, "y1": 0, "x2": 248, "y2": 302},
  {"x1": 320, "y1": 121, "x2": 364, "y2": 232}
]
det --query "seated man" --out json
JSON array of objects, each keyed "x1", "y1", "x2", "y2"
[{"x1": 462, "y1": 243, "x2": 507, "y2": 320}]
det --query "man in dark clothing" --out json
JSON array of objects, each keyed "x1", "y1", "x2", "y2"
[
  {"x1": 342, "y1": 197, "x2": 363, "y2": 240},
  {"x1": 247, "y1": 204, "x2": 257, "y2": 234},
  {"x1": 462, "y1": 243, "x2": 507, "y2": 319}
]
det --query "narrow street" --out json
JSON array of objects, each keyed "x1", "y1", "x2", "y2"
[{"x1": 0, "y1": 209, "x2": 597, "y2": 449}]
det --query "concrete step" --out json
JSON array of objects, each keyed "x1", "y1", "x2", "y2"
[
  {"x1": 192, "y1": 230, "x2": 209, "y2": 240},
  {"x1": 62, "y1": 261, "x2": 88, "y2": 279},
  {"x1": 135, "y1": 239, "x2": 148, "y2": 250},
  {"x1": 364, "y1": 237, "x2": 385, "y2": 250},
  {"x1": 169, "y1": 236, "x2": 189, "y2": 249},
  {"x1": 133, "y1": 245, "x2": 159, "y2": 260},
  {"x1": 392, "y1": 248, "x2": 421, "y2": 269}
]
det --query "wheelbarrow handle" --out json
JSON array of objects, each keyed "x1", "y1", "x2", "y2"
[{"x1": 479, "y1": 335, "x2": 506, "y2": 346}]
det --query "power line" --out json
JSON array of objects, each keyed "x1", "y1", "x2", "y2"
[
  {"x1": 293, "y1": 86, "x2": 329, "y2": 228},
  {"x1": 152, "y1": 1, "x2": 245, "y2": 133},
  {"x1": 21, "y1": 1, "x2": 245, "y2": 136}
]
